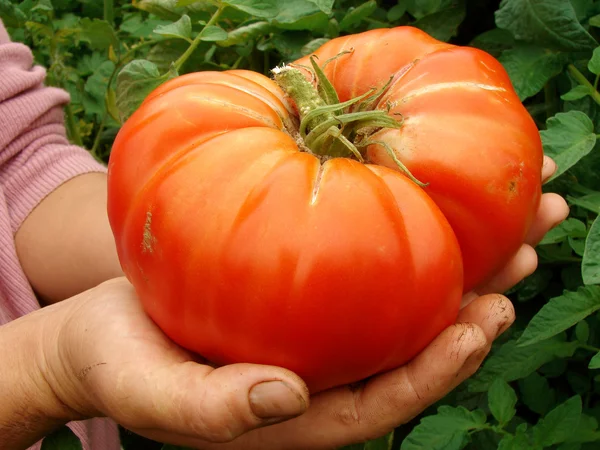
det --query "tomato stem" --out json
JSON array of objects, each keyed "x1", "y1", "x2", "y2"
[{"x1": 272, "y1": 56, "x2": 425, "y2": 185}]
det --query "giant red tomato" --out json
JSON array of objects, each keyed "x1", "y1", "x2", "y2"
[{"x1": 107, "y1": 26, "x2": 541, "y2": 393}]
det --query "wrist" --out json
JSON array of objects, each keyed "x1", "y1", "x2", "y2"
[{"x1": 0, "y1": 301, "x2": 86, "y2": 447}]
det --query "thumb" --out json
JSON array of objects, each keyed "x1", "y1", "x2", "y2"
[{"x1": 117, "y1": 362, "x2": 310, "y2": 443}]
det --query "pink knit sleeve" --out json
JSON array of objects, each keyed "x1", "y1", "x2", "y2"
[{"x1": 0, "y1": 19, "x2": 107, "y2": 234}]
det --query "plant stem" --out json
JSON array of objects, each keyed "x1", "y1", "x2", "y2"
[
  {"x1": 567, "y1": 64, "x2": 600, "y2": 106},
  {"x1": 91, "y1": 115, "x2": 107, "y2": 162},
  {"x1": 104, "y1": 0, "x2": 114, "y2": 25},
  {"x1": 174, "y1": 6, "x2": 225, "y2": 72},
  {"x1": 580, "y1": 344, "x2": 600, "y2": 353},
  {"x1": 64, "y1": 103, "x2": 83, "y2": 147}
]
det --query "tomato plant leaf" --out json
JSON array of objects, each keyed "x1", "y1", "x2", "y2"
[
  {"x1": 387, "y1": 1, "x2": 407, "y2": 22},
  {"x1": 517, "y1": 286, "x2": 600, "y2": 346},
  {"x1": 589, "y1": 351, "x2": 600, "y2": 369},
  {"x1": 400, "y1": 406, "x2": 487, "y2": 450},
  {"x1": 583, "y1": 215, "x2": 600, "y2": 285},
  {"x1": 519, "y1": 371, "x2": 557, "y2": 415},
  {"x1": 539, "y1": 218, "x2": 587, "y2": 245},
  {"x1": 412, "y1": 3, "x2": 465, "y2": 42},
  {"x1": 270, "y1": 0, "x2": 329, "y2": 31},
  {"x1": 339, "y1": 1, "x2": 378, "y2": 31},
  {"x1": 588, "y1": 47, "x2": 600, "y2": 75},
  {"x1": 79, "y1": 18, "x2": 120, "y2": 51},
  {"x1": 468, "y1": 336, "x2": 579, "y2": 392},
  {"x1": 540, "y1": 111, "x2": 597, "y2": 181},
  {"x1": 406, "y1": 0, "x2": 454, "y2": 20},
  {"x1": 116, "y1": 59, "x2": 178, "y2": 122},
  {"x1": 568, "y1": 192, "x2": 600, "y2": 214},
  {"x1": 305, "y1": 0, "x2": 334, "y2": 15},
  {"x1": 561, "y1": 85, "x2": 592, "y2": 101},
  {"x1": 488, "y1": 378, "x2": 517, "y2": 425},
  {"x1": 153, "y1": 14, "x2": 192, "y2": 41},
  {"x1": 499, "y1": 45, "x2": 566, "y2": 100},
  {"x1": 41, "y1": 426, "x2": 83, "y2": 450},
  {"x1": 200, "y1": 24, "x2": 228, "y2": 41},
  {"x1": 497, "y1": 431, "x2": 533, "y2": 450},
  {"x1": 219, "y1": 21, "x2": 272, "y2": 46},
  {"x1": 224, "y1": 0, "x2": 279, "y2": 18},
  {"x1": 575, "y1": 319, "x2": 590, "y2": 343},
  {"x1": 531, "y1": 396, "x2": 582, "y2": 447},
  {"x1": 495, "y1": 0, "x2": 597, "y2": 51},
  {"x1": 0, "y1": 0, "x2": 28, "y2": 27}
]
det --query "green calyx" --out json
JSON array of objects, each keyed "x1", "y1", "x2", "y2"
[{"x1": 272, "y1": 54, "x2": 425, "y2": 187}]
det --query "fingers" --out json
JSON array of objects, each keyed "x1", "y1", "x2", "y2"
[
  {"x1": 115, "y1": 362, "x2": 309, "y2": 444},
  {"x1": 526, "y1": 193, "x2": 570, "y2": 246},
  {"x1": 474, "y1": 244, "x2": 538, "y2": 298},
  {"x1": 211, "y1": 316, "x2": 506, "y2": 449},
  {"x1": 457, "y1": 293, "x2": 515, "y2": 342},
  {"x1": 542, "y1": 155, "x2": 557, "y2": 182}
]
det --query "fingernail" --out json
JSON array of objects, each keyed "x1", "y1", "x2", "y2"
[{"x1": 249, "y1": 381, "x2": 307, "y2": 420}]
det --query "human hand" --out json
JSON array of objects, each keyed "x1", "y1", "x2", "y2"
[{"x1": 41, "y1": 156, "x2": 567, "y2": 450}]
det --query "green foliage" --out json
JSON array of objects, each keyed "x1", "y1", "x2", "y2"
[{"x1": 3, "y1": 0, "x2": 600, "y2": 449}]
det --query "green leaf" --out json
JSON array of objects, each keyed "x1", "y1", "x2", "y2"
[
  {"x1": 499, "y1": 45, "x2": 567, "y2": 101},
  {"x1": 413, "y1": 3, "x2": 466, "y2": 42},
  {"x1": 32, "y1": 0, "x2": 53, "y2": 13},
  {"x1": 507, "y1": 268, "x2": 553, "y2": 302},
  {"x1": 224, "y1": 0, "x2": 279, "y2": 18},
  {"x1": 532, "y1": 396, "x2": 582, "y2": 447},
  {"x1": 153, "y1": 14, "x2": 192, "y2": 41},
  {"x1": 270, "y1": 0, "x2": 329, "y2": 31},
  {"x1": 0, "y1": 0, "x2": 28, "y2": 26},
  {"x1": 339, "y1": 1, "x2": 378, "y2": 31},
  {"x1": 79, "y1": 18, "x2": 119, "y2": 52},
  {"x1": 519, "y1": 371, "x2": 557, "y2": 415},
  {"x1": 305, "y1": 0, "x2": 334, "y2": 14},
  {"x1": 589, "y1": 351, "x2": 600, "y2": 369},
  {"x1": 200, "y1": 25, "x2": 228, "y2": 41},
  {"x1": 589, "y1": 47, "x2": 600, "y2": 75},
  {"x1": 388, "y1": 1, "x2": 407, "y2": 22},
  {"x1": 565, "y1": 413, "x2": 600, "y2": 443},
  {"x1": 401, "y1": 406, "x2": 486, "y2": 450},
  {"x1": 540, "y1": 111, "x2": 597, "y2": 181},
  {"x1": 568, "y1": 192, "x2": 600, "y2": 214},
  {"x1": 495, "y1": 0, "x2": 598, "y2": 51},
  {"x1": 497, "y1": 431, "x2": 532, "y2": 450},
  {"x1": 406, "y1": 0, "x2": 453, "y2": 19},
  {"x1": 470, "y1": 28, "x2": 515, "y2": 57},
  {"x1": 219, "y1": 21, "x2": 272, "y2": 46},
  {"x1": 41, "y1": 426, "x2": 83, "y2": 450},
  {"x1": 583, "y1": 215, "x2": 600, "y2": 285},
  {"x1": 488, "y1": 378, "x2": 517, "y2": 425},
  {"x1": 83, "y1": 60, "x2": 115, "y2": 119},
  {"x1": 518, "y1": 286, "x2": 600, "y2": 346},
  {"x1": 116, "y1": 59, "x2": 178, "y2": 122},
  {"x1": 562, "y1": 85, "x2": 593, "y2": 101},
  {"x1": 301, "y1": 37, "x2": 330, "y2": 56},
  {"x1": 468, "y1": 336, "x2": 578, "y2": 392},
  {"x1": 590, "y1": 14, "x2": 600, "y2": 28},
  {"x1": 575, "y1": 319, "x2": 590, "y2": 343},
  {"x1": 539, "y1": 218, "x2": 587, "y2": 245}
]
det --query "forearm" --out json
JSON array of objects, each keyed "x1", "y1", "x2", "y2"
[
  {"x1": 0, "y1": 303, "x2": 82, "y2": 449},
  {"x1": 15, "y1": 172, "x2": 123, "y2": 304}
]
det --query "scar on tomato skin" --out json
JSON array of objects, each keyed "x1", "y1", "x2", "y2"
[{"x1": 142, "y1": 211, "x2": 157, "y2": 253}]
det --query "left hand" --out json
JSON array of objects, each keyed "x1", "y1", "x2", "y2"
[{"x1": 44, "y1": 157, "x2": 568, "y2": 450}]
